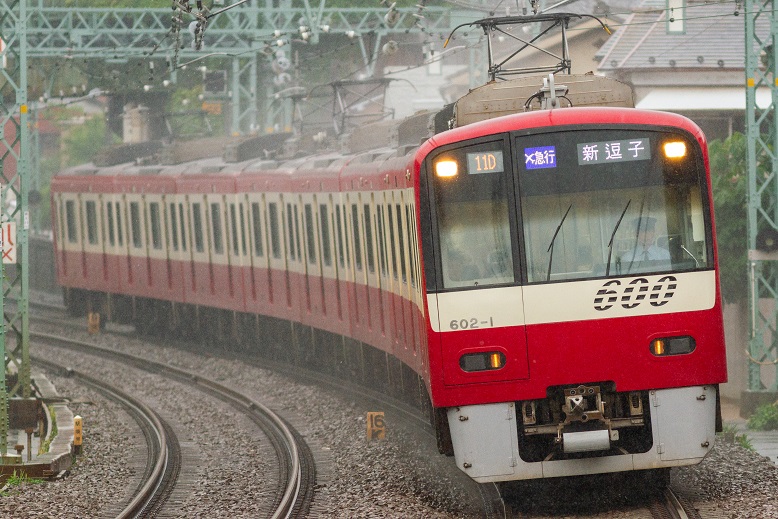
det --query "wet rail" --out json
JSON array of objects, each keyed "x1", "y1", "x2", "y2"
[{"x1": 31, "y1": 330, "x2": 316, "y2": 518}]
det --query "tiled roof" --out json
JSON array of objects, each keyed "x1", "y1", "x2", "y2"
[{"x1": 597, "y1": 0, "x2": 760, "y2": 71}]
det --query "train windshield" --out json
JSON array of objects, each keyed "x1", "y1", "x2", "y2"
[
  {"x1": 518, "y1": 128, "x2": 711, "y2": 283},
  {"x1": 426, "y1": 127, "x2": 712, "y2": 290}
]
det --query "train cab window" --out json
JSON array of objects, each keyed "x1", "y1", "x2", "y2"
[
  {"x1": 429, "y1": 139, "x2": 515, "y2": 290},
  {"x1": 319, "y1": 203, "x2": 332, "y2": 267},
  {"x1": 192, "y1": 202, "x2": 205, "y2": 253},
  {"x1": 129, "y1": 202, "x2": 142, "y2": 249},
  {"x1": 178, "y1": 203, "x2": 187, "y2": 252},
  {"x1": 210, "y1": 202, "x2": 224, "y2": 255},
  {"x1": 363, "y1": 204, "x2": 375, "y2": 273},
  {"x1": 268, "y1": 202, "x2": 282, "y2": 259},
  {"x1": 251, "y1": 202, "x2": 265, "y2": 257},
  {"x1": 304, "y1": 204, "x2": 317, "y2": 264},
  {"x1": 149, "y1": 202, "x2": 162, "y2": 250},
  {"x1": 351, "y1": 204, "x2": 363, "y2": 271},
  {"x1": 169, "y1": 203, "x2": 179, "y2": 252},
  {"x1": 85, "y1": 201, "x2": 98, "y2": 245},
  {"x1": 107, "y1": 202, "x2": 116, "y2": 247},
  {"x1": 516, "y1": 129, "x2": 712, "y2": 282}
]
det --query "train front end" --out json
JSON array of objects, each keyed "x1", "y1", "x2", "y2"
[{"x1": 417, "y1": 108, "x2": 727, "y2": 483}]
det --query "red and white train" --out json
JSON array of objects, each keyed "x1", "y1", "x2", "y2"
[{"x1": 51, "y1": 65, "x2": 727, "y2": 484}]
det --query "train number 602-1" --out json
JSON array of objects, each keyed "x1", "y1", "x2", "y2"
[{"x1": 449, "y1": 317, "x2": 494, "y2": 330}]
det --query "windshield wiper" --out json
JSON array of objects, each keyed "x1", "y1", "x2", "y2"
[
  {"x1": 546, "y1": 204, "x2": 573, "y2": 281},
  {"x1": 606, "y1": 200, "x2": 631, "y2": 276}
]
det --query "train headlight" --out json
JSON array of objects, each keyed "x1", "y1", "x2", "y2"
[
  {"x1": 459, "y1": 351, "x2": 506, "y2": 372},
  {"x1": 650, "y1": 336, "x2": 696, "y2": 356},
  {"x1": 663, "y1": 141, "x2": 687, "y2": 159},
  {"x1": 435, "y1": 159, "x2": 458, "y2": 178}
]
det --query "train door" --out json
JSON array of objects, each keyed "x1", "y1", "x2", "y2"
[
  {"x1": 188, "y1": 195, "x2": 211, "y2": 299},
  {"x1": 303, "y1": 195, "x2": 324, "y2": 317},
  {"x1": 166, "y1": 195, "x2": 187, "y2": 302},
  {"x1": 266, "y1": 195, "x2": 286, "y2": 311},
  {"x1": 103, "y1": 195, "x2": 122, "y2": 294},
  {"x1": 363, "y1": 195, "x2": 381, "y2": 336},
  {"x1": 347, "y1": 192, "x2": 368, "y2": 337},
  {"x1": 206, "y1": 193, "x2": 230, "y2": 307},
  {"x1": 126, "y1": 193, "x2": 150, "y2": 291},
  {"x1": 146, "y1": 195, "x2": 169, "y2": 297},
  {"x1": 334, "y1": 195, "x2": 350, "y2": 325},
  {"x1": 318, "y1": 195, "x2": 338, "y2": 322},
  {"x1": 227, "y1": 195, "x2": 247, "y2": 311},
  {"x1": 376, "y1": 193, "x2": 394, "y2": 346},
  {"x1": 58, "y1": 193, "x2": 80, "y2": 284}
]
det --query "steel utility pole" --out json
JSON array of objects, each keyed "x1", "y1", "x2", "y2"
[
  {"x1": 744, "y1": 0, "x2": 778, "y2": 411},
  {"x1": 0, "y1": 0, "x2": 31, "y2": 458}
]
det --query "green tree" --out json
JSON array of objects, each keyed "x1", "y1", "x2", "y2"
[
  {"x1": 62, "y1": 115, "x2": 110, "y2": 166},
  {"x1": 709, "y1": 132, "x2": 748, "y2": 304}
]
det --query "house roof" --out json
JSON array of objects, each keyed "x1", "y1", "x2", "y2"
[{"x1": 597, "y1": 0, "x2": 761, "y2": 72}]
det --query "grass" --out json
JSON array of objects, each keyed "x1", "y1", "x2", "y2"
[
  {"x1": 747, "y1": 402, "x2": 778, "y2": 431},
  {"x1": 719, "y1": 423, "x2": 754, "y2": 451},
  {"x1": 39, "y1": 405, "x2": 58, "y2": 454}
]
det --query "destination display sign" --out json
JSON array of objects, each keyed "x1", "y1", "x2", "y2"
[
  {"x1": 577, "y1": 138, "x2": 650, "y2": 166},
  {"x1": 466, "y1": 150, "x2": 504, "y2": 174}
]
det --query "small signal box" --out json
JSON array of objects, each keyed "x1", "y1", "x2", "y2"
[{"x1": 366, "y1": 412, "x2": 385, "y2": 441}]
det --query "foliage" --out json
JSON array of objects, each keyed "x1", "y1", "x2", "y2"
[
  {"x1": 747, "y1": 401, "x2": 778, "y2": 431},
  {"x1": 719, "y1": 423, "x2": 754, "y2": 450},
  {"x1": 708, "y1": 132, "x2": 748, "y2": 304},
  {"x1": 5, "y1": 470, "x2": 44, "y2": 487},
  {"x1": 62, "y1": 115, "x2": 111, "y2": 167},
  {"x1": 39, "y1": 405, "x2": 58, "y2": 454}
]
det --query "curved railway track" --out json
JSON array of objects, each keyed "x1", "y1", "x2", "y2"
[
  {"x1": 31, "y1": 356, "x2": 180, "y2": 518},
  {"x1": 31, "y1": 330, "x2": 316, "y2": 518}
]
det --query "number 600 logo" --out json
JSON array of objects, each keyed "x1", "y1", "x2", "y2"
[{"x1": 593, "y1": 276, "x2": 677, "y2": 311}]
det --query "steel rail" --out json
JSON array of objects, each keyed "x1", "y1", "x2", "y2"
[
  {"x1": 30, "y1": 355, "x2": 173, "y2": 519},
  {"x1": 31, "y1": 330, "x2": 307, "y2": 519}
]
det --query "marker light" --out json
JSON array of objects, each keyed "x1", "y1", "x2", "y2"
[
  {"x1": 460, "y1": 351, "x2": 506, "y2": 372},
  {"x1": 650, "y1": 336, "x2": 696, "y2": 356},
  {"x1": 435, "y1": 159, "x2": 458, "y2": 178},
  {"x1": 663, "y1": 141, "x2": 687, "y2": 159}
]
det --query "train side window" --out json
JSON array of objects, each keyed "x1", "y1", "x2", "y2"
[
  {"x1": 239, "y1": 202, "x2": 248, "y2": 256},
  {"x1": 178, "y1": 203, "x2": 187, "y2": 252},
  {"x1": 363, "y1": 204, "x2": 375, "y2": 273},
  {"x1": 336, "y1": 205, "x2": 345, "y2": 268},
  {"x1": 376, "y1": 205, "x2": 388, "y2": 277},
  {"x1": 85, "y1": 200, "x2": 98, "y2": 245},
  {"x1": 294, "y1": 205, "x2": 302, "y2": 263},
  {"x1": 169, "y1": 202, "x2": 179, "y2": 252},
  {"x1": 192, "y1": 202, "x2": 205, "y2": 253},
  {"x1": 351, "y1": 203, "x2": 363, "y2": 271},
  {"x1": 268, "y1": 202, "x2": 282, "y2": 259},
  {"x1": 149, "y1": 202, "x2": 162, "y2": 250},
  {"x1": 396, "y1": 203, "x2": 407, "y2": 282},
  {"x1": 116, "y1": 202, "x2": 124, "y2": 247},
  {"x1": 210, "y1": 202, "x2": 224, "y2": 254},
  {"x1": 387, "y1": 204, "x2": 398, "y2": 279},
  {"x1": 319, "y1": 203, "x2": 332, "y2": 267},
  {"x1": 286, "y1": 203, "x2": 296, "y2": 261},
  {"x1": 129, "y1": 202, "x2": 142, "y2": 249},
  {"x1": 251, "y1": 202, "x2": 265, "y2": 257},
  {"x1": 107, "y1": 201, "x2": 116, "y2": 247},
  {"x1": 304, "y1": 203, "x2": 317, "y2": 264},
  {"x1": 230, "y1": 203, "x2": 240, "y2": 256},
  {"x1": 406, "y1": 204, "x2": 417, "y2": 288}
]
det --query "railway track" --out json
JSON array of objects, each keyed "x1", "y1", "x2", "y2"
[
  {"x1": 31, "y1": 356, "x2": 180, "y2": 518},
  {"x1": 31, "y1": 330, "x2": 316, "y2": 518}
]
